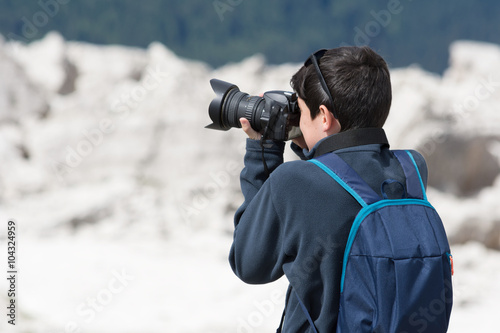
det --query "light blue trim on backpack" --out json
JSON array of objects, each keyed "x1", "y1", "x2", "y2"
[
  {"x1": 309, "y1": 150, "x2": 435, "y2": 293},
  {"x1": 405, "y1": 150, "x2": 428, "y2": 201},
  {"x1": 339, "y1": 198, "x2": 436, "y2": 293},
  {"x1": 309, "y1": 159, "x2": 368, "y2": 207}
]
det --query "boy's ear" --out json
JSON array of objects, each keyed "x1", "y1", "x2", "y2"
[{"x1": 319, "y1": 105, "x2": 341, "y2": 134}]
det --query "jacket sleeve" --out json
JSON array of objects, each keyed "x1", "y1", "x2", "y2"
[{"x1": 229, "y1": 139, "x2": 288, "y2": 284}]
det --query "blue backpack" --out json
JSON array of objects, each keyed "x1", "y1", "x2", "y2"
[{"x1": 300, "y1": 150, "x2": 453, "y2": 332}]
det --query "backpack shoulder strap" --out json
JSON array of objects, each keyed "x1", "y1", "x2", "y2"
[
  {"x1": 392, "y1": 150, "x2": 427, "y2": 200},
  {"x1": 309, "y1": 153, "x2": 382, "y2": 207}
]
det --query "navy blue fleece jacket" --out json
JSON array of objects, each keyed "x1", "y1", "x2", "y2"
[{"x1": 229, "y1": 131, "x2": 427, "y2": 332}]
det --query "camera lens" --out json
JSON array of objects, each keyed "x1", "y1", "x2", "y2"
[
  {"x1": 206, "y1": 79, "x2": 265, "y2": 131},
  {"x1": 206, "y1": 78, "x2": 301, "y2": 141}
]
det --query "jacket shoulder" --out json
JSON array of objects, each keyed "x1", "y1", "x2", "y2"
[
  {"x1": 269, "y1": 159, "x2": 327, "y2": 193},
  {"x1": 401, "y1": 149, "x2": 429, "y2": 187},
  {"x1": 270, "y1": 159, "x2": 316, "y2": 180}
]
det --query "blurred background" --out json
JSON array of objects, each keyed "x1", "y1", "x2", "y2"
[
  {"x1": 0, "y1": 0, "x2": 500, "y2": 332},
  {"x1": 3, "y1": 0, "x2": 500, "y2": 73}
]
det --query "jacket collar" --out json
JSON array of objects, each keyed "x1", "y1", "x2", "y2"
[{"x1": 303, "y1": 128, "x2": 390, "y2": 159}]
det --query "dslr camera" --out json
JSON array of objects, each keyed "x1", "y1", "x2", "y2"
[{"x1": 206, "y1": 79, "x2": 301, "y2": 141}]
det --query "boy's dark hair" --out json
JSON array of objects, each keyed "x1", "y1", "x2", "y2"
[{"x1": 290, "y1": 46, "x2": 392, "y2": 131}]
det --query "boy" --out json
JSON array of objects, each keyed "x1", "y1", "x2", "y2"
[{"x1": 230, "y1": 46, "x2": 428, "y2": 331}]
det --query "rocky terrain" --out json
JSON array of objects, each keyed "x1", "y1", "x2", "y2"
[{"x1": 0, "y1": 32, "x2": 499, "y2": 332}]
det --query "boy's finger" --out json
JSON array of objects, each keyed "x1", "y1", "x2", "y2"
[{"x1": 239, "y1": 118, "x2": 260, "y2": 140}]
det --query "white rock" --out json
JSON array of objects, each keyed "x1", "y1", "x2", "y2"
[
  {"x1": 445, "y1": 40, "x2": 500, "y2": 82},
  {"x1": 7, "y1": 31, "x2": 76, "y2": 95},
  {"x1": 66, "y1": 40, "x2": 148, "y2": 87},
  {"x1": 0, "y1": 44, "x2": 48, "y2": 122}
]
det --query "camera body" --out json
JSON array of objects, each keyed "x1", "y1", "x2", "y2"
[{"x1": 206, "y1": 79, "x2": 301, "y2": 141}]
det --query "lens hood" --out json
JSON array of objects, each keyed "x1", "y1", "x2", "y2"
[{"x1": 206, "y1": 79, "x2": 239, "y2": 130}]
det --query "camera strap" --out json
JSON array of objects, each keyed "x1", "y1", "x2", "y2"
[
  {"x1": 259, "y1": 137, "x2": 274, "y2": 177},
  {"x1": 260, "y1": 105, "x2": 282, "y2": 177},
  {"x1": 312, "y1": 128, "x2": 389, "y2": 158}
]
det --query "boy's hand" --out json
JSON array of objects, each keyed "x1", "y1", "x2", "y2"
[{"x1": 239, "y1": 118, "x2": 261, "y2": 140}]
